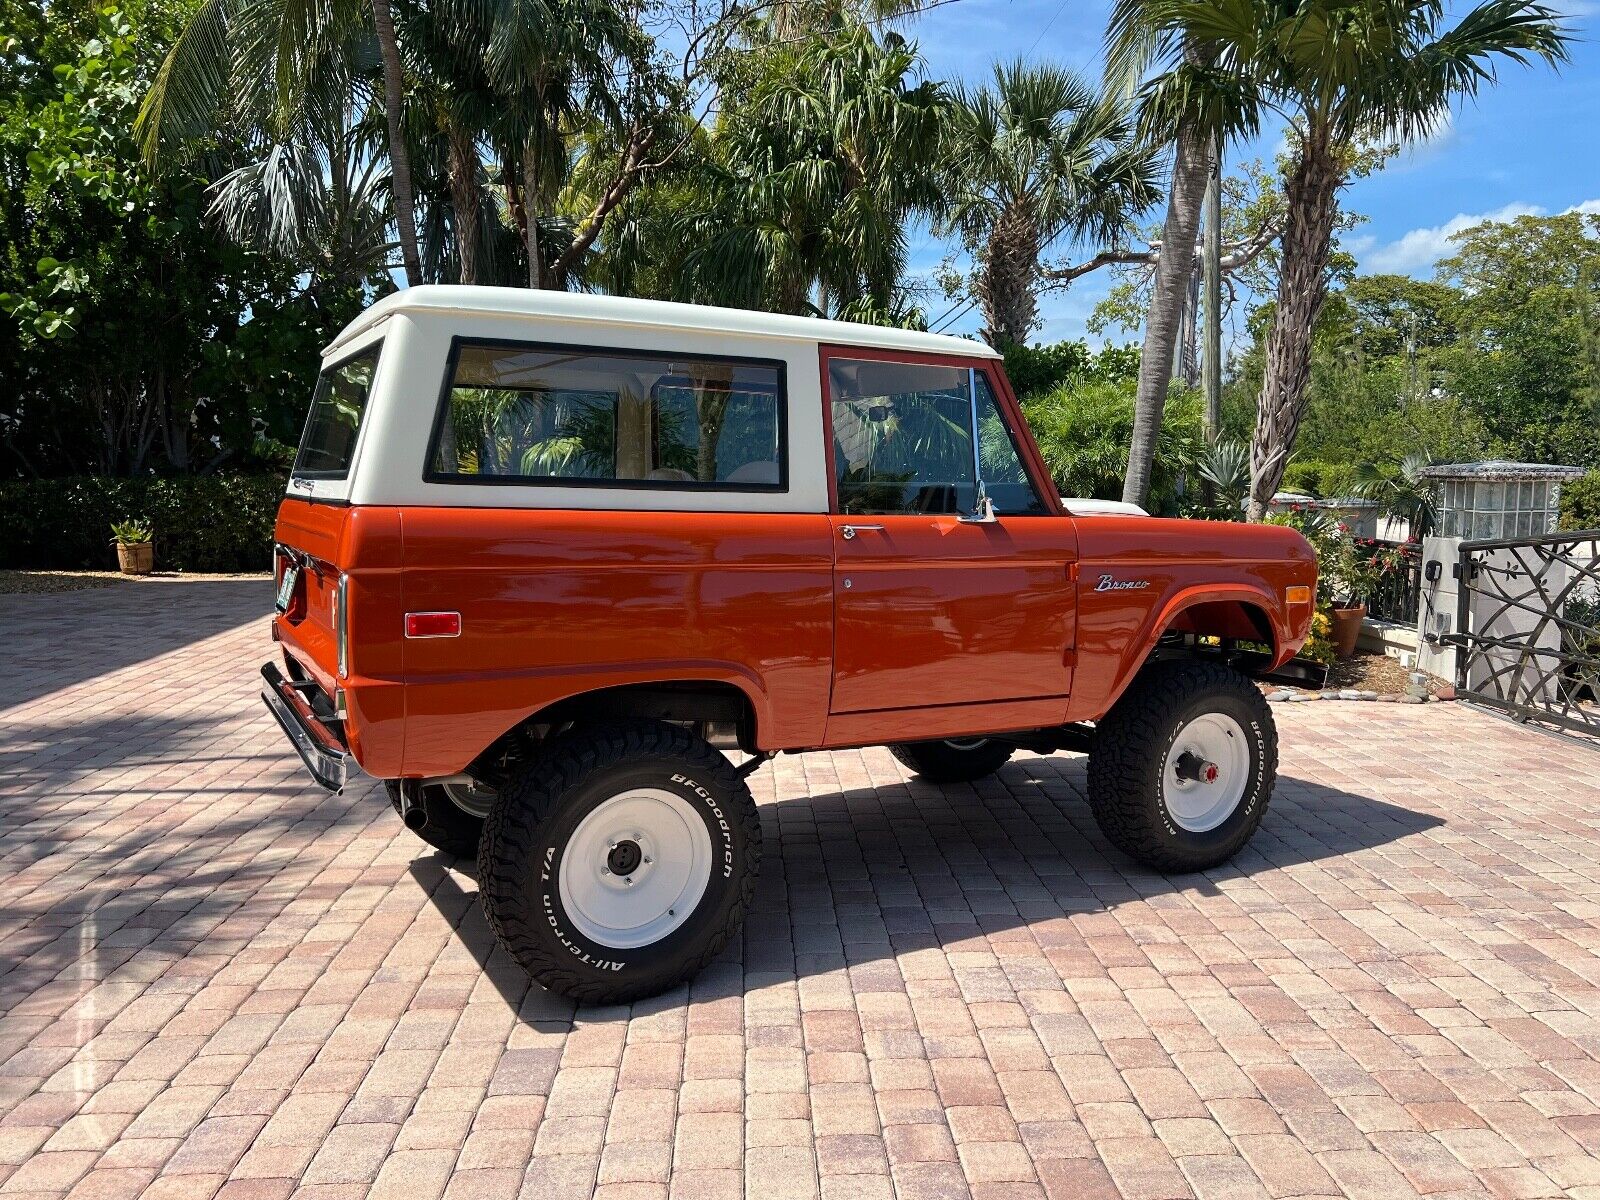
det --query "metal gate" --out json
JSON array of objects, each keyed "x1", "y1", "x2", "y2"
[{"x1": 1452, "y1": 530, "x2": 1600, "y2": 740}]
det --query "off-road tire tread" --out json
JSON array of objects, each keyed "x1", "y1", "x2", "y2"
[
  {"x1": 1087, "y1": 660, "x2": 1276, "y2": 872},
  {"x1": 477, "y1": 720, "x2": 761, "y2": 1004},
  {"x1": 889, "y1": 739, "x2": 1015, "y2": 783},
  {"x1": 385, "y1": 782, "x2": 483, "y2": 858}
]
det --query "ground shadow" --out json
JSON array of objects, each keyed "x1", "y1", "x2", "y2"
[
  {"x1": 0, "y1": 701, "x2": 381, "y2": 1016},
  {"x1": 409, "y1": 755, "x2": 1445, "y2": 1020},
  {"x1": 0, "y1": 578, "x2": 270, "y2": 712}
]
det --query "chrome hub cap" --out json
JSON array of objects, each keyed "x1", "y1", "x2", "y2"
[
  {"x1": 942, "y1": 738, "x2": 988, "y2": 752},
  {"x1": 558, "y1": 789, "x2": 712, "y2": 949},
  {"x1": 1162, "y1": 713, "x2": 1249, "y2": 833}
]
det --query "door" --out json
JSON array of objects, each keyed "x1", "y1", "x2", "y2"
[{"x1": 823, "y1": 348, "x2": 1079, "y2": 719}]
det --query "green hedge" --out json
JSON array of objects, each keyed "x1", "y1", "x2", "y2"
[
  {"x1": 1280, "y1": 460, "x2": 1359, "y2": 499},
  {"x1": 0, "y1": 475, "x2": 288, "y2": 572}
]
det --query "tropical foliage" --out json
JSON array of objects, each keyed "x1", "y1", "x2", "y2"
[{"x1": 0, "y1": 0, "x2": 1585, "y2": 538}]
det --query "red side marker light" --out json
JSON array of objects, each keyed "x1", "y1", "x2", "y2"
[{"x1": 405, "y1": 611, "x2": 461, "y2": 638}]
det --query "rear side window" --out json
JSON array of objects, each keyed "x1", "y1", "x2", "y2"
[
  {"x1": 294, "y1": 343, "x2": 382, "y2": 479},
  {"x1": 428, "y1": 341, "x2": 786, "y2": 489}
]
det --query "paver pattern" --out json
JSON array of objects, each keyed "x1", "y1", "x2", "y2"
[{"x1": 3, "y1": 579, "x2": 1600, "y2": 1200}]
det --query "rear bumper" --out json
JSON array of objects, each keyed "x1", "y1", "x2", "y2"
[{"x1": 260, "y1": 662, "x2": 350, "y2": 792}]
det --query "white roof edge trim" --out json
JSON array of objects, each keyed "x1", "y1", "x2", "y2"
[
  {"x1": 325, "y1": 285, "x2": 999, "y2": 360},
  {"x1": 320, "y1": 312, "x2": 393, "y2": 360}
]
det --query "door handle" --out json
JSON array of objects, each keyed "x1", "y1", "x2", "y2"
[{"x1": 840, "y1": 524, "x2": 885, "y2": 540}]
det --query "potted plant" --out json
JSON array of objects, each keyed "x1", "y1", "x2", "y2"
[
  {"x1": 111, "y1": 519, "x2": 154, "y2": 575},
  {"x1": 1327, "y1": 526, "x2": 1379, "y2": 658}
]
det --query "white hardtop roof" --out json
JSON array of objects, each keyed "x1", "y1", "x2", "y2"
[{"x1": 328, "y1": 285, "x2": 999, "y2": 360}]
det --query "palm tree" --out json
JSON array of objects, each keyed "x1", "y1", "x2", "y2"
[
  {"x1": 1241, "y1": 0, "x2": 1568, "y2": 518},
  {"x1": 1105, "y1": 0, "x2": 1267, "y2": 507},
  {"x1": 137, "y1": 0, "x2": 427, "y2": 285},
  {"x1": 205, "y1": 90, "x2": 397, "y2": 294},
  {"x1": 443, "y1": 0, "x2": 642, "y2": 289},
  {"x1": 939, "y1": 60, "x2": 1160, "y2": 347},
  {"x1": 680, "y1": 24, "x2": 946, "y2": 316},
  {"x1": 1354, "y1": 452, "x2": 1439, "y2": 537}
]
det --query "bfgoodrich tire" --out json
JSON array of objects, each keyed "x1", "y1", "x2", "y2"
[
  {"x1": 385, "y1": 781, "x2": 485, "y2": 858},
  {"x1": 1087, "y1": 660, "x2": 1276, "y2": 873},
  {"x1": 477, "y1": 720, "x2": 761, "y2": 1004},
  {"x1": 889, "y1": 738, "x2": 1014, "y2": 783}
]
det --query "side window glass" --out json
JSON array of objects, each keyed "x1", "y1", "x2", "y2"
[
  {"x1": 828, "y1": 358, "x2": 1045, "y2": 515},
  {"x1": 429, "y1": 343, "x2": 784, "y2": 488},
  {"x1": 829, "y1": 359, "x2": 976, "y2": 515},
  {"x1": 975, "y1": 376, "x2": 1049, "y2": 515}
]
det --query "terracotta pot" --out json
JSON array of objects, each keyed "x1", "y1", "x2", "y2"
[
  {"x1": 116, "y1": 541, "x2": 154, "y2": 576},
  {"x1": 1330, "y1": 603, "x2": 1365, "y2": 659}
]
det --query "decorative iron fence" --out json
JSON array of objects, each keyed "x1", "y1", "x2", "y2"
[
  {"x1": 1450, "y1": 530, "x2": 1600, "y2": 741},
  {"x1": 1364, "y1": 540, "x2": 1422, "y2": 626}
]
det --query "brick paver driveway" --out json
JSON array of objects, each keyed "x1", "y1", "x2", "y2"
[{"x1": 4, "y1": 580, "x2": 1600, "y2": 1200}]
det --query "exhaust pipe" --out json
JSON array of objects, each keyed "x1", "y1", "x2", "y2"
[{"x1": 397, "y1": 781, "x2": 429, "y2": 832}]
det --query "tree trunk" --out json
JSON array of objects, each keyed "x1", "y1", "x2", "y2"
[
  {"x1": 446, "y1": 123, "x2": 480, "y2": 285},
  {"x1": 1122, "y1": 123, "x2": 1209, "y2": 507},
  {"x1": 1201, "y1": 144, "x2": 1222, "y2": 443},
  {"x1": 979, "y1": 205, "x2": 1041, "y2": 346},
  {"x1": 1246, "y1": 131, "x2": 1341, "y2": 521},
  {"x1": 523, "y1": 135, "x2": 544, "y2": 289},
  {"x1": 369, "y1": 0, "x2": 421, "y2": 287}
]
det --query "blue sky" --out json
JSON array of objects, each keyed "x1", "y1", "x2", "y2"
[{"x1": 900, "y1": 0, "x2": 1600, "y2": 346}]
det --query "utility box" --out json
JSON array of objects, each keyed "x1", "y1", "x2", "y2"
[{"x1": 1416, "y1": 535, "x2": 1462, "y2": 681}]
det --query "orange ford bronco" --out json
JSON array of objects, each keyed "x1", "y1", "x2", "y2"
[{"x1": 262, "y1": 286, "x2": 1317, "y2": 1002}]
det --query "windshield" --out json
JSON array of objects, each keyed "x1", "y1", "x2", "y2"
[{"x1": 294, "y1": 342, "x2": 382, "y2": 479}]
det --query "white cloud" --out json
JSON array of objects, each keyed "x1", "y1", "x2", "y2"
[
  {"x1": 1363, "y1": 202, "x2": 1544, "y2": 274},
  {"x1": 1362, "y1": 197, "x2": 1600, "y2": 275}
]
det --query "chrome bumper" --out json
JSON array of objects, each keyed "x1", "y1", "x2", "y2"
[{"x1": 260, "y1": 662, "x2": 350, "y2": 792}]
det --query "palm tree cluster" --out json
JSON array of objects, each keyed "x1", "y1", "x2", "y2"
[
  {"x1": 134, "y1": 0, "x2": 1164, "y2": 327},
  {"x1": 1112, "y1": 0, "x2": 1569, "y2": 514},
  {"x1": 134, "y1": 0, "x2": 1569, "y2": 519}
]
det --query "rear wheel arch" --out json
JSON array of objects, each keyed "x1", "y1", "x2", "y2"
[{"x1": 463, "y1": 679, "x2": 765, "y2": 785}]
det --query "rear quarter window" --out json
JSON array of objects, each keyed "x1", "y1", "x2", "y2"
[
  {"x1": 427, "y1": 340, "x2": 786, "y2": 491},
  {"x1": 294, "y1": 343, "x2": 382, "y2": 479}
]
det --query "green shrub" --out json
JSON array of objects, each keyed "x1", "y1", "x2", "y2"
[
  {"x1": 1558, "y1": 470, "x2": 1600, "y2": 531},
  {"x1": 1002, "y1": 340, "x2": 1140, "y2": 400},
  {"x1": 1279, "y1": 460, "x2": 1360, "y2": 499},
  {"x1": 1021, "y1": 379, "x2": 1203, "y2": 514},
  {"x1": 0, "y1": 475, "x2": 287, "y2": 572}
]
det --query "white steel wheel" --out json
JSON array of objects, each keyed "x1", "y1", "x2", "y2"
[
  {"x1": 558, "y1": 789, "x2": 714, "y2": 950},
  {"x1": 1161, "y1": 712, "x2": 1250, "y2": 833}
]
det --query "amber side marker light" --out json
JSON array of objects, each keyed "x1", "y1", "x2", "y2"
[
  {"x1": 405, "y1": 611, "x2": 462, "y2": 638},
  {"x1": 1285, "y1": 585, "x2": 1312, "y2": 605}
]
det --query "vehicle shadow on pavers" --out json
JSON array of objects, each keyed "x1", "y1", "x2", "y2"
[
  {"x1": 403, "y1": 755, "x2": 1443, "y2": 1011},
  {"x1": 0, "y1": 579, "x2": 270, "y2": 712}
]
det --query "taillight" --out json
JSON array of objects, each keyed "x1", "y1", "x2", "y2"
[
  {"x1": 335, "y1": 573, "x2": 349, "y2": 677},
  {"x1": 404, "y1": 611, "x2": 462, "y2": 639}
]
